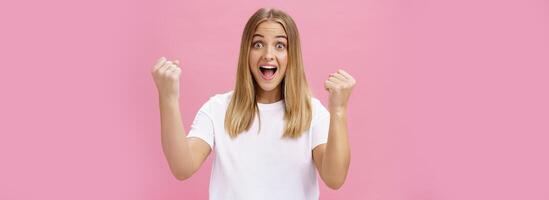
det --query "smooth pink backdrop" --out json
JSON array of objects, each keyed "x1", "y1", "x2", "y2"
[{"x1": 1, "y1": 0, "x2": 548, "y2": 199}]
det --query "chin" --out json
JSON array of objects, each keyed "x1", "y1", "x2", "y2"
[{"x1": 257, "y1": 82, "x2": 279, "y2": 92}]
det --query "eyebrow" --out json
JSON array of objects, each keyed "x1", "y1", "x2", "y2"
[{"x1": 252, "y1": 33, "x2": 287, "y2": 39}]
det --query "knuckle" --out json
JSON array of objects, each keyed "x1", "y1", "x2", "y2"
[{"x1": 160, "y1": 71, "x2": 168, "y2": 77}]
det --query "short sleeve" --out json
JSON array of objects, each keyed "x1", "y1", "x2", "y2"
[
  {"x1": 311, "y1": 99, "x2": 330, "y2": 150},
  {"x1": 186, "y1": 104, "x2": 215, "y2": 149}
]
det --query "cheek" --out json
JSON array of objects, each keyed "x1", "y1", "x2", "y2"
[
  {"x1": 276, "y1": 51, "x2": 288, "y2": 66},
  {"x1": 249, "y1": 51, "x2": 259, "y2": 69},
  {"x1": 277, "y1": 54, "x2": 288, "y2": 75},
  {"x1": 252, "y1": 49, "x2": 264, "y2": 60}
]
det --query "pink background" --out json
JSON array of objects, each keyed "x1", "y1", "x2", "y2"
[{"x1": 1, "y1": 0, "x2": 548, "y2": 199}]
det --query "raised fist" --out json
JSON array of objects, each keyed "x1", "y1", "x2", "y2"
[
  {"x1": 324, "y1": 69, "x2": 356, "y2": 111},
  {"x1": 151, "y1": 57, "x2": 181, "y2": 100}
]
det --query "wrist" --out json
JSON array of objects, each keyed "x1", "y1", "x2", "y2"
[
  {"x1": 159, "y1": 96, "x2": 180, "y2": 107},
  {"x1": 329, "y1": 106, "x2": 348, "y2": 117}
]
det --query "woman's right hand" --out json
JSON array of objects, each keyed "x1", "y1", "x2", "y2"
[{"x1": 151, "y1": 57, "x2": 181, "y2": 101}]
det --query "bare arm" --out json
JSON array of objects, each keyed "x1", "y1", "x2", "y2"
[
  {"x1": 313, "y1": 69, "x2": 356, "y2": 190},
  {"x1": 159, "y1": 98, "x2": 211, "y2": 180},
  {"x1": 152, "y1": 57, "x2": 211, "y2": 181},
  {"x1": 313, "y1": 109, "x2": 350, "y2": 190}
]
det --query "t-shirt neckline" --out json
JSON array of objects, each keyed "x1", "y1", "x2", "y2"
[{"x1": 257, "y1": 99, "x2": 285, "y2": 110}]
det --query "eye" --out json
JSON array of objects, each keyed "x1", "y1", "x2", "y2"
[
  {"x1": 276, "y1": 42, "x2": 286, "y2": 49},
  {"x1": 252, "y1": 41, "x2": 263, "y2": 49}
]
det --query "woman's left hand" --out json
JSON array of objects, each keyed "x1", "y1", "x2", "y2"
[{"x1": 324, "y1": 69, "x2": 356, "y2": 112}]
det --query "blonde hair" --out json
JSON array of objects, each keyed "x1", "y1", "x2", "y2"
[{"x1": 225, "y1": 8, "x2": 312, "y2": 139}]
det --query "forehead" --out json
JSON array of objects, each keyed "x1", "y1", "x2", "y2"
[{"x1": 254, "y1": 21, "x2": 287, "y2": 36}]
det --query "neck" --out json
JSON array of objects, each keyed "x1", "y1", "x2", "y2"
[{"x1": 257, "y1": 85, "x2": 282, "y2": 104}]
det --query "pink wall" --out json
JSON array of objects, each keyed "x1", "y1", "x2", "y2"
[{"x1": 1, "y1": 0, "x2": 548, "y2": 199}]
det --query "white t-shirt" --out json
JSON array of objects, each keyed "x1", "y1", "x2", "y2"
[{"x1": 186, "y1": 91, "x2": 330, "y2": 200}]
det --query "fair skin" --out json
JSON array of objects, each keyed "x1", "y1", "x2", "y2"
[
  {"x1": 151, "y1": 21, "x2": 356, "y2": 190},
  {"x1": 315, "y1": 69, "x2": 355, "y2": 189},
  {"x1": 249, "y1": 21, "x2": 288, "y2": 103},
  {"x1": 151, "y1": 58, "x2": 211, "y2": 181}
]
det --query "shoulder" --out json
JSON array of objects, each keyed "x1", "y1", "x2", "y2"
[
  {"x1": 208, "y1": 90, "x2": 234, "y2": 105},
  {"x1": 198, "y1": 90, "x2": 233, "y2": 114},
  {"x1": 310, "y1": 96, "x2": 330, "y2": 121}
]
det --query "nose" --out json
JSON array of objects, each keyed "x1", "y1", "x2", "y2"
[
  {"x1": 263, "y1": 47, "x2": 275, "y2": 62},
  {"x1": 263, "y1": 56, "x2": 274, "y2": 62}
]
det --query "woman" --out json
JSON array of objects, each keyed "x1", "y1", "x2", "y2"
[{"x1": 151, "y1": 7, "x2": 356, "y2": 200}]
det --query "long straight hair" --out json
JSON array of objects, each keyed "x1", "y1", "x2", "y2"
[{"x1": 225, "y1": 8, "x2": 312, "y2": 139}]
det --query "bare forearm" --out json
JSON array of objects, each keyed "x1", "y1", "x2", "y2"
[
  {"x1": 322, "y1": 108, "x2": 351, "y2": 185},
  {"x1": 159, "y1": 97, "x2": 194, "y2": 179}
]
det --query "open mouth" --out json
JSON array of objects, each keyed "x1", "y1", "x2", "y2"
[{"x1": 259, "y1": 65, "x2": 278, "y2": 80}]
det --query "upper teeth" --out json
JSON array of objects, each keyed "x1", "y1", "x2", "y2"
[{"x1": 260, "y1": 66, "x2": 276, "y2": 69}]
